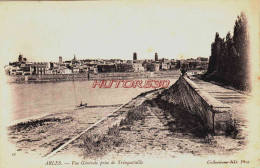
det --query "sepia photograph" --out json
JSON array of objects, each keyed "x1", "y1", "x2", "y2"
[{"x1": 0, "y1": 0, "x2": 259, "y2": 168}]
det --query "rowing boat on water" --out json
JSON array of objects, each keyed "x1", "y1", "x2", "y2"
[{"x1": 75, "y1": 102, "x2": 88, "y2": 109}]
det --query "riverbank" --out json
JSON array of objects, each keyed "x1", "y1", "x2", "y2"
[
  {"x1": 7, "y1": 105, "x2": 120, "y2": 157},
  {"x1": 53, "y1": 77, "x2": 246, "y2": 159},
  {"x1": 14, "y1": 70, "x2": 182, "y2": 83},
  {"x1": 7, "y1": 76, "x2": 247, "y2": 159}
]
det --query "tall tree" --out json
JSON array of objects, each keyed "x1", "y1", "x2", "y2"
[
  {"x1": 225, "y1": 32, "x2": 233, "y2": 73},
  {"x1": 233, "y1": 12, "x2": 249, "y2": 74},
  {"x1": 207, "y1": 33, "x2": 222, "y2": 74},
  {"x1": 219, "y1": 38, "x2": 227, "y2": 73},
  {"x1": 205, "y1": 12, "x2": 249, "y2": 90}
]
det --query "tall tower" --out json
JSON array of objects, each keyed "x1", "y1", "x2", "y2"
[
  {"x1": 155, "y1": 53, "x2": 158, "y2": 61},
  {"x1": 59, "y1": 56, "x2": 63, "y2": 63},
  {"x1": 133, "y1": 52, "x2": 137, "y2": 61},
  {"x1": 18, "y1": 54, "x2": 23, "y2": 62}
]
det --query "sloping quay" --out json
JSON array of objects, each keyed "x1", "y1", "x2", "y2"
[{"x1": 160, "y1": 76, "x2": 233, "y2": 135}]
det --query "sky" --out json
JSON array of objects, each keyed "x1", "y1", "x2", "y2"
[{"x1": 0, "y1": 0, "x2": 253, "y2": 65}]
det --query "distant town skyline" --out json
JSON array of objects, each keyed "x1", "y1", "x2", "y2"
[
  {"x1": 0, "y1": 1, "x2": 252, "y2": 66},
  {"x1": 6, "y1": 53, "x2": 209, "y2": 76},
  {"x1": 8, "y1": 53, "x2": 207, "y2": 63}
]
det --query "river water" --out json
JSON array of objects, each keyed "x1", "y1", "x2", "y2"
[{"x1": 5, "y1": 76, "x2": 178, "y2": 121}]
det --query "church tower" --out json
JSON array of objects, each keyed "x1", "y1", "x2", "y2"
[
  {"x1": 133, "y1": 52, "x2": 137, "y2": 61},
  {"x1": 155, "y1": 53, "x2": 158, "y2": 61}
]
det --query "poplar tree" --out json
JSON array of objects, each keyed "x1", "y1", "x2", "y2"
[{"x1": 205, "y1": 12, "x2": 249, "y2": 90}]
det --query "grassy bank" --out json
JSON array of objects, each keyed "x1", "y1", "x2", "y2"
[
  {"x1": 81, "y1": 104, "x2": 148, "y2": 158},
  {"x1": 7, "y1": 106, "x2": 120, "y2": 157},
  {"x1": 72, "y1": 89, "x2": 244, "y2": 159}
]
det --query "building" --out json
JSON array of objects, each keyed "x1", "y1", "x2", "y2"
[
  {"x1": 16, "y1": 69, "x2": 23, "y2": 75},
  {"x1": 126, "y1": 60, "x2": 133, "y2": 64},
  {"x1": 97, "y1": 64, "x2": 116, "y2": 73},
  {"x1": 87, "y1": 66, "x2": 98, "y2": 74},
  {"x1": 197, "y1": 57, "x2": 209, "y2": 70},
  {"x1": 161, "y1": 63, "x2": 169, "y2": 70},
  {"x1": 59, "y1": 56, "x2": 63, "y2": 64},
  {"x1": 79, "y1": 65, "x2": 89, "y2": 73},
  {"x1": 155, "y1": 53, "x2": 158, "y2": 61},
  {"x1": 132, "y1": 63, "x2": 145, "y2": 72},
  {"x1": 133, "y1": 52, "x2": 137, "y2": 61},
  {"x1": 115, "y1": 63, "x2": 133, "y2": 72},
  {"x1": 64, "y1": 61, "x2": 72, "y2": 67},
  {"x1": 142, "y1": 60, "x2": 152, "y2": 71},
  {"x1": 151, "y1": 63, "x2": 160, "y2": 71},
  {"x1": 20, "y1": 66, "x2": 32, "y2": 75},
  {"x1": 71, "y1": 54, "x2": 81, "y2": 67},
  {"x1": 18, "y1": 54, "x2": 27, "y2": 62},
  {"x1": 33, "y1": 63, "x2": 48, "y2": 75},
  {"x1": 9, "y1": 66, "x2": 18, "y2": 75},
  {"x1": 59, "y1": 67, "x2": 72, "y2": 74},
  {"x1": 170, "y1": 59, "x2": 178, "y2": 69},
  {"x1": 88, "y1": 66, "x2": 98, "y2": 73}
]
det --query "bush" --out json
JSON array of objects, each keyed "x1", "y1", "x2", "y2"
[
  {"x1": 82, "y1": 124, "x2": 123, "y2": 158},
  {"x1": 120, "y1": 105, "x2": 146, "y2": 126},
  {"x1": 225, "y1": 120, "x2": 239, "y2": 139}
]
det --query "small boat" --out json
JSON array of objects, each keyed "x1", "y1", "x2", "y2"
[
  {"x1": 75, "y1": 102, "x2": 88, "y2": 109},
  {"x1": 72, "y1": 71, "x2": 88, "y2": 109}
]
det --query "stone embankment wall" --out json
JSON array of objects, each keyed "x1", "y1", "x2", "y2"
[
  {"x1": 15, "y1": 71, "x2": 181, "y2": 82},
  {"x1": 160, "y1": 76, "x2": 233, "y2": 135}
]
